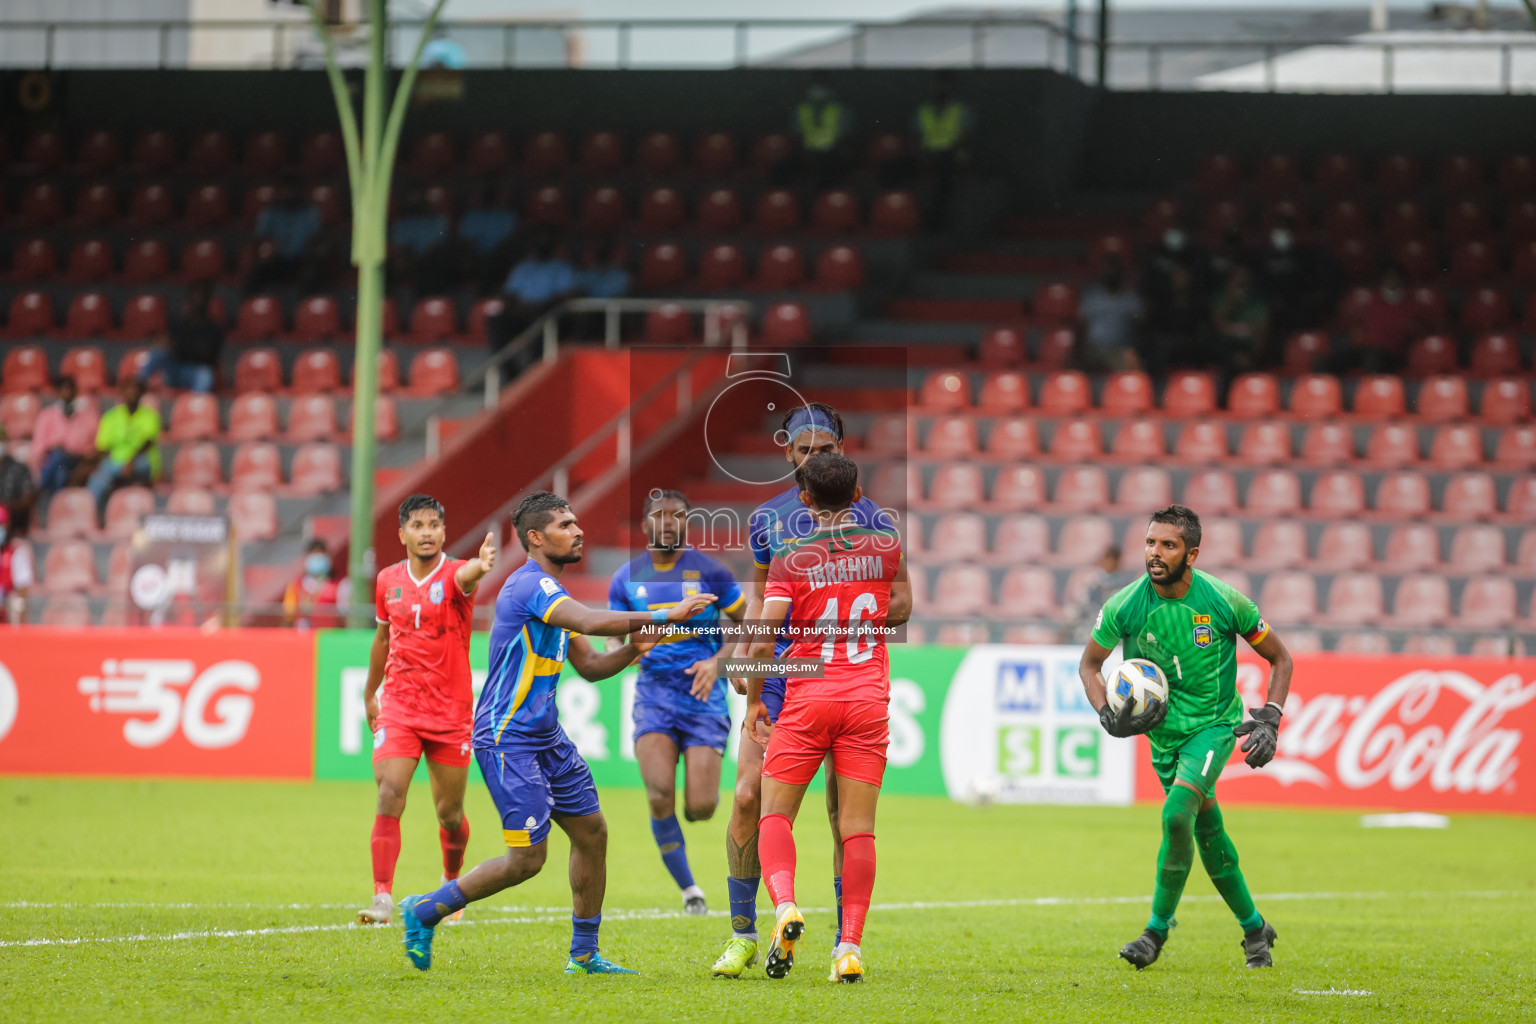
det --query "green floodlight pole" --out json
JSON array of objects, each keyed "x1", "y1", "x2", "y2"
[{"x1": 305, "y1": 0, "x2": 446, "y2": 625}]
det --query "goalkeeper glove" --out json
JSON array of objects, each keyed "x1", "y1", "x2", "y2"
[
  {"x1": 1233, "y1": 703, "x2": 1283, "y2": 768},
  {"x1": 1098, "y1": 697, "x2": 1167, "y2": 738}
]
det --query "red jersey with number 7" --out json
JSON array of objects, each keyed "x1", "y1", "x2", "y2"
[
  {"x1": 762, "y1": 524, "x2": 903, "y2": 703},
  {"x1": 374, "y1": 554, "x2": 476, "y2": 723}
]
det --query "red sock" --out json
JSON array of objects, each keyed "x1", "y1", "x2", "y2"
[
  {"x1": 840, "y1": 832, "x2": 876, "y2": 946},
  {"x1": 440, "y1": 816, "x2": 470, "y2": 879},
  {"x1": 370, "y1": 815, "x2": 401, "y2": 896},
  {"x1": 758, "y1": 813, "x2": 798, "y2": 908}
]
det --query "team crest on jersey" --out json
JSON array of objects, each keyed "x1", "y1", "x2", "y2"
[
  {"x1": 1193, "y1": 624, "x2": 1213, "y2": 648},
  {"x1": 386, "y1": 587, "x2": 402, "y2": 602},
  {"x1": 683, "y1": 569, "x2": 700, "y2": 580},
  {"x1": 429, "y1": 580, "x2": 444, "y2": 605}
]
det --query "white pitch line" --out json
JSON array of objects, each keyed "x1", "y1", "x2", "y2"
[
  {"x1": 0, "y1": 889, "x2": 1528, "y2": 950},
  {"x1": 1295, "y1": 989, "x2": 1374, "y2": 996}
]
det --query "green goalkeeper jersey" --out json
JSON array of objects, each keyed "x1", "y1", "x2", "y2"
[{"x1": 1090, "y1": 569, "x2": 1270, "y2": 752}]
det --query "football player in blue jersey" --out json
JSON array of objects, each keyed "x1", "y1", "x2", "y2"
[
  {"x1": 608, "y1": 489, "x2": 747, "y2": 916},
  {"x1": 400, "y1": 491, "x2": 717, "y2": 976},
  {"x1": 711, "y1": 402, "x2": 898, "y2": 980}
]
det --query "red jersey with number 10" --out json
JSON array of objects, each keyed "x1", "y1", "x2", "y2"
[
  {"x1": 374, "y1": 554, "x2": 475, "y2": 723},
  {"x1": 762, "y1": 524, "x2": 903, "y2": 703}
]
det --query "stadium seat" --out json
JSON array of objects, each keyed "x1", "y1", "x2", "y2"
[
  {"x1": 524, "y1": 186, "x2": 568, "y2": 226},
  {"x1": 1163, "y1": 372, "x2": 1218, "y2": 418},
  {"x1": 232, "y1": 297, "x2": 283, "y2": 343},
  {"x1": 978, "y1": 326, "x2": 1026, "y2": 369},
  {"x1": 1372, "y1": 470, "x2": 1432, "y2": 518},
  {"x1": 643, "y1": 305, "x2": 693, "y2": 345},
  {"x1": 1315, "y1": 521, "x2": 1374, "y2": 570},
  {"x1": 578, "y1": 131, "x2": 624, "y2": 173},
  {"x1": 864, "y1": 414, "x2": 913, "y2": 457},
  {"x1": 290, "y1": 296, "x2": 344, "y2": 343},
  {"x1": 638, "y1": 187, "x2": 684, "y2": 232},
  {"x1": 1513, "y1": 204, "x2": 1536, "y2": 245},
  {"x1": 1196, "y1": 153, "x2": 1242, "y2": 193},
  {"x1": 1505, "y1": 477, "x2": 1536, "y2": 521},
  {"x1": 1310, "y1": 469, "x2": 1367, "y2": 516},
  {"x1": 1288, "y1": 374, "x2": 1344, "y2": 418},
  {"x1": 693, "y1": 132, "x2": 737, "y2": 175},
  {"x1": 406, "y1": 131, "x2": 454, "y2": 176},
  {"x1": 931, "y1": 564, "x2": 992, "y2": 617},
  {"x1": 2, "y1": 346, "x2": 49, "y2": 394},
  {"x1": 185, "y1": 183, "x2": 230, "y2": 227},
  {"x1": 11, "y1": 238, "x2": 57, "y2": 281},
  {"x1": 228, "y1": 394, "x2": 280, "y2": 442},
  {"x1": 1049, "y1": 418, "x2": 1103, "y2": 461},
  {"x1": 755, "y1": 190, "x2": 801, "y2": 232},
  {"x1": 1407, "y1": 285, "x2": 1448, "y2": 329},
  {"x1": 42, "y1": 540, "x2": 97, "y2": 593},
  {"x1": 289, "y1": 442, "x2": 343, "y2": 496},
  {"x1": 230, "y1": 441, "x2": 283, "y2": 492},
  {"x1": 757, "y1": 245, "x2": 805, "y2": 289},
  {"x1": 122, "y1": 240, "x2": 170, "y2": 284},
  {"x1": 1363, "y1": 423, "x2": 1420, "y2": 467},
  {"x1": 972, "y1": 370, "x2": 1027, "y2": 415},
  {"x1": 1038, "y1": 371, "x2": 1090, "y2": 416},
  {"x1": 1331, "y1": 236, "x2": 1377, "y2": 282},
  {"x1": 1382, "y1": 200, "x2": 1429, "y2": 245},
  {"x1": 988, "y1": 466, "x2": 1047, "y2": 511},
  {"x1": 1449, "y1": 524, "x2": 1507, "y2": 574},
  {"x1": 1257, "y1": 571, "x2": 1317, "y2": 625},
  {"x1": 925, "y1": 464, "x2": 986, "y2": 510},
  {"x1": 917, "y1": 369, "x2": 971, "y2": 413},
  {"x1": 521, "y1": 131, "x2": 569, "y2": 174},
  {"x1": 1427, "y1": 424, "x2": 1484, "y2": 470},
  {"x1": 1201, "y1": 198, "x2": 1246, "y2": 238},
  {"x1": 44, "y1": 488, "x2": 99, "y2": 540},
  {"x1": 761, "y1": 303, "x2": 811, "y2": 346},
  {"x1": 65, "y1": 239, "x2": 114, "y2": 282},
  {"x1": 864, "y1": 463, "x2": 915, "y2": 510},
  {"x1": 286, "y1": 395, "x2": 338, "y2": 442},
  {"x1": 815, "y1": 245, "x2": 865, "y2": 290},
  {"x1": 1236, "y1": 421, "x2": 1292, "y2": 464},
  {"x1": 1380, "y1": 523, "x2": 1441, "y2": 572},
  {"x1": 234, "y1": 348, "x2": 283, "y2": 394},
  {"x1": 992, "y1": 514, "x2": 1050, "y2": 561},
  {"x1": 1113, "y1": 467, "x2": 1174, "y2": 512},
  {"x1": 812, "y1": 190, "x2": 860, "y2": 234},
  {"x1": 1052, "y1": 466, "x2": 1109, "y2": 512},
  {"x1": 1254, "y1": 153, "x2": 1301, "y2": 192},
  {"x1": 409, "y1": 298, "x2": 458, "y2": 344},
  {"x1": 1456, "y1": 576, "x2": 1518, "y2": 629},
  {"x1": 455, "y1": 130, "x2": 508, "y2": 175},
  {"x1": 1035, "y1": 328, "x2": 1076, "y2": 369},
  {"x1": 1324, "y1": 572, "x2": 1386, "y2": 626},
  {"x1": 290, "y1": 350, "x2": 342, "y2": 395},
  {"x1": 1462, "y1": 287, "x2": 1511, "y2": 332},
  {"x1": 1297, "y1": 422, "x2": 1354, "y2": 465},
  {"x1": 63, "y1": 293, "x2": 114, "y2": 338},
  {"x1": 1470, "y1": 334, "x2": 1522, "y2": 377},
  {"x1": 408, "y1": 349, "x2": 460, "y2": 397},
  {"x1": 1283, "y1": 333, "x2": 1331, "y2": 376},
  {"x1": 179, "y1": 236, "x2": 225, "y2": 280},
  {"x1": 18, "y1": 182, "x2": 64, "y2": 225},
  {"x1": 1245, "y1": 469, "x2": 1303, "y2": 516},
  {"x1": 1375, "y1": 153, "x2": 1421, "y2": 191},
  {"x1": 1111, "y1": 418, "x2": 1165, "y2": 461},
  {"x1": 1182, "y1": 468, "x2": 1239, "y2": 514},
  {"x1": 1189, "y1": 517, "x2": 1243, "y2": 568},
  {"x1": 1415, "y1": 376, "x2": 1469, "y2": 422},
  {"x1": 374, "y1": 394, "x2": 399, "y2": 441},
  {"x1": 1335, "y1": 632, "x2": 1394, "y2": 654},
  {"x1": 1173, "y1": 420, "x2": 1229, "y2": 462},
  {"x1": 129, "y1": 183, "x2": 175, "y2": 226},
  {"x1": 923, "y1": 415, "x2": 979, "y2": 458},
  {"x1": 986, "y1": 417, "x2": 1040, "y2": 459},
  {"x1": 6, "y1": 293, "x2": 55, "y2": 339},
  {"x1": 695, "y1": 245, "x2": 744, "y2": 291},
  {"x1": 697, "y1": 188, "x2": 743, "y2": 233},
  {"x1": 1437, "y1": 154, "x2": 1484, "y2": 192},
  {"x1": 1228, "y1": 373, "x2": 1281, "y2": 419},
  {"x1": 79, "y1": 130, "x2": 123, "y2": 173},
  {"x1": 0, "y1": 394, "x2": 40, "y2": 439},
  {"x1": 1494, "y1": 425, "x2": 1536, "y2": 468},
  {"x1": 1449, "y1": 239, "x2": 1498, "y2": 284},
  {"x1": 1055, "y1": 516, "x2": 1116, "y2": 565},
  {"x1": 1468, "y1": 635, "x2": 1525, "y2": 658},
  {"x1": 1322, "y1": 199, "x2": 1368, "y2": 238},
  {"x1": 308, "y1": 184, "x2": 344, "y2": 225},
  {"x1": 639, "y1": 243, "x2": 688, "y2": 290},
  {"x1": 229, "y1": 492, "x2": 279, "y2": 542},
  {"x1": 103, "y1": 486, "x2": 155, "y2": 541},
  {"x1": 185, "y1": 130, "x2": 231, "y2": 174},
  {"x1": 632, "y1": 131, "x2": 681, "y2": 174},
  {"x1": 171, "y1": 442, "x2": 223, "y2": 489},
  {"x1": 1440, "y1": 471, "x2": 1497, "y2": 520},
  {"x1": 1353, "y1": 375, "x2": 1406, "y2": 419},
  {"x1": 243, "y1": 130, "x2": 288, "y2": 174},
  {"x1": 996, "y1": 567, "x2": 1061, "y2": 620},
  {"x1": 167, "y1": 488, "x2": 216, "y2": 515},
  {"x1": 1407, "y1": 335, "x2": 1459, "y2": 378},
  {"x1": 168, "y1": 393, "x2": 220, "y2": 441},
  {"x1": 1101, "y1": 371, "x2": 1154, "y2": 417},
  {"x1": 579, "y1": 186, "x2": 627, "y2": 233},
  {"x1": 924, "y1": 513, "x2": 987, "y2": 561},
  {"x1": 870, "y1": 191, "x2": 920, "y2": 235},
  {"x1": 1032, "y1": 283, "x2": 1079, "y2": 323},
  {"x1": 116, "y1": 349, "x2": 153, "y2": 386}
]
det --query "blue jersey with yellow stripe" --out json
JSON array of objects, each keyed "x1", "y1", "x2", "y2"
[
  {"x1": 607, "y1": 547, "x2": 744, "y2": 716},
  {"x1": 475, "y1": 562, "x2": 574, "y2": 752}
]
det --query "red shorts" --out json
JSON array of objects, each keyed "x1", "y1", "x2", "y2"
[
  {"x1": 372, "y1": 713, "x2": 473, "y2": 767},
  {"x1": 762, "y1": 699, "x2": 889, "y2": 787}
]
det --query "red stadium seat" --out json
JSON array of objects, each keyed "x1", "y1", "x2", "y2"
[
  {"x1": 6, "y1": 293, "x2": 55, "y2": 339},
  {"x1": 1228, "y1": 373, "x2": 1281, "y2": 418},
  {"x1": 229, "y1": 492, "x2": 279, "y2": 542},
  {"x1": 286, "y1": 395, "x2": 337, "y2": 442},
  {"x1": 228, "y1": 394, "x2": 280, "y2": 442},
  {"x1": 1322, "y1": 200, "x2": 1368, "y2": 239},
  {"x1": 1196, "y1": 153, "x2": 1242, "y2": 193},
  {"x1": 1190, "y1": 518, "x2": 1244, "y2": 568},
  {"x1": 870, "y1": 191, "x2": 920, "y2": 235},
  {"x1": 79, "y1": 130, "x2": 123, "y2": 173},
  {"x1": 408, "y1": 132, "x2": 455, "y2": 176},
  {"x1": 1450, "y1": 524, "x2": 1507, "y2": 574},
  {"x1": 1375, "y1": 471, "x2": 1433, "y2": 518},
  {"x1": 185, "y1": 183, "x2": 229, "y2": 227},
  {"x1": 129, "y1": 129, "x2": 177, "y2": 173},
  {"x1": 923, "y1": 415, "x2": 979, "y2": 457},
  {"x1": 1331, "y1": 236, "x2": 1378, "y2": 282},
  {"x1": 296, "y1": 130, "x2": 342, "y2": 175},
  {"x1": 103, "y1": 486, "x2": 155, "y2": 541},
  {"x1": 1335, "y1": 632, "x2": 1393, "y2": 654},
  {"x1": 1353, "y1": 375, "x2": 1406, "y2": 418},
  {"x1": 986, "y1": 416, "x2": 1040, "y2": 459},
  {"x1": 1111, "y1": 418, "x2": 1165, "y2": 461},
  {"x1": 525, "y1": 186, "x2": 569, "y2": 226},
  {"x1": 1173, "y1": 421, "x2": 1230, "y2": 462},
  {"x1": 925, "y1": 464, "x2": 986, "y2": 510},
  {"x1": 1324, "y1": 572, "x2": 1385, "y2": 626},
  {"x1": 1254, "y1": 153, "x2": 1301, "y2": 192},
  {"x1": 1283, "y1": 332, "x2": 1331, "y2": 375},
  {"x1": 167, "y1": 488, "x2": 216, "y2": 516},
  {"x1": 695, "y1": 245, "x2": 744, "y2": 291},
  {"x1": 1462, "y1": 288, "x2": 1511, "y2": 332},
  {"x1": 1236, "y1": 421, "x2": 1292, "y2": 464},
  {"x1": 1038, "y1": 371, "x2": 1090, "y2": 416},
  {"x1": 122, "y1": 240, "x2": 170, "y2": 284},
  {"x1": 864, "y1": 463, "x2": 915, "y2": 510},
  {"x1": 1408, "y1": 285, "x2": 1447, "y2": 329},
  {"x1": 1201, "y1": 199, "x2": 1247, "y2": 238},
  {"x1": 1310, "y1": 470, "x2": 1367, "y2": 516},
  {"x1": 1054, "y1": 516, "x2": 1116, "y2": 568},
  {"x1": 62, "y1": 293, "x2": 113, "y2": 338},
  {"x1": 65, "y1": 239, "x2": 114, "y2": 282},
  {"x1": 693, "y1": 133, "x2": 738, "y2": 175},
  {"x1": 0, "y1": 393, "x2": 40, "y2": 439},
  {"x1": 171, "y1": 442, "x2": 223, "y2": 489},
  {"x1": 181, "y1": 239, "x2": 226, "y2": 281},
  {"x1": 1494, "y1": 424, "x2": 1536, "y2": 468},
  {"x1": 1415, "y1": 376, "x2": 1469, "y2": 422},
  {"x1": 457, "y1": 131, "x2": 509, "y2": 176},
  {"x1": 757, "y1": 245, "x2": 805, "y2": 289},
  {"x1": 815, "y1": 245, "x2": 865, "y2": 290},
  {"x1": 290, "y1": 350, "x2": 341, "y2": 395},
  {"x1": 168, "y1": 393, "x2": 220, "y2": 441},
  {"x1": 697, "y1": 188, "x2": 743, "y2": 232},
  {"x1": 409, "y1": 298, "x2": 458, "y2": 344},
  {"x1": 1447, "y1": 472, "x2": 1504, "y2": 520},
  {"x1": 1163, "y1": 371, "x2": 1218, "y2": 418},
  {"x1": 1382, "y1": 200, "x2": 1429, "y2": 244},
  {"x1": 1505, "y1": 476, "x2": 1536, "y2": 521},
  {"x1": 2, "y1": 345, "x2": 48, "y2": 393},
  {"x1": 1518, "y1": 529, "x2": 1536, "y2": 573},
  {"x1": 408, "y1": 349, "x2": 460, "y2": 397},
  {"x1": 116, "y1": 348, "x2": 153, "y2": 386},
  {"x1": 1450, "y1": 239, "x2": 1499, "y2": 284},
  {"x1": 74, "y1": 183, "x2": 119, "y2": 227},
  {"x1": 1257, "y1": 571, "x2": 1317, "y2": 625},
  {"x1": 1101, "y1": 371, "x2": 1154, "y2": 417},
  {"x1": 643, "y1": 304, "x2": 693, "y2": 345},
  {"x1": 1393, "y1": 239, "x2": 1438, "y2": 284},
  {"x1": 867, "y1": 133, "x2": 907, "y2": 169},
  {"x1": 992, "y1": 514, "x2": 1050, "y2": 561},
  {"x1": 234, "y1": 348, "x2": 282, "y2": 395},
  {"x1": 44, "y1": 488, "x2": 99, "y2": 540},
  {"x1": 289, "y1": 296, "x2": 343, "y2": 343},
  {"x1": 1246, "y1": 520, "x2": 1311, "y2": 571},
  {"x1": 12, "y1": 238, "x2": 57, "y2": 281},
  {"x1": 864, "y1": 414, "x2": 913, "y2": 457},
  {"x1": 580, "y1": 187, "x2": 627, "y2": 233},
  {"x1": 919, "y1": 369, "x2": 971, "y2": 411},
  {"x1": 184, "y1": 130, "x2": 231, "y2": 174},
  {"x1": 18, "y1": 182, "x2": 64, "y2": 226},
  {"x1": 1444, "y1": 198, "x2": 1491, "y2": 242},
  {"x1": 1364, "y1": 423, "x2": 1420, "y2": 467},
  {"x1": 579, "y1": 131, "x2": 625, "y2": 174},
  {"x1": 988, "y1": 466, "x2": 1046, "y2": 511},
  {"x1": 1407, "y1": 334, "x2": 1459, "y2": 377},
  {"x1": 996, "y1": 567, "x2": 1060, "y2": 620},
  {"x1": 1245, "y1": 469, "x2": 1303, "y2": 516},
  {"x1": 1428, "y1": 424, "x2": 1484, "y2": 470},
  {"x1": 374, "y1": 394, "x2": 399, "y2": 441},
  {"x1": 1035, "y1": 328, "x2": 1076, "y2": 369},
  {"x1": 1470, "y1": 334, "x2": 1521, "y2": 377},
  {"x1": 755, "y1": 190, "x2": 801, "y2": 232},
  {"x1": 638, "y1": 187, "x2": 684, "y2": 232},
  {"x1": 1317, "y1": 153, "x2": 1363, "y2": 190},
  {"x1": 761, "y1": 303, "x2": 810, "y2": 346},
  {"x1": 931, "y1": 564, "x2": 991, "y2": 617},
  {"x1": 1376, "y1": 153, "x2": 1421, "y2": 191},
  {"x1": 811, "y1": 190, "x2": 859, "y2": 234},
  {"x1": 1455, "y1": 577, "x2": 1518, "y2": 629},
  {"x1": 231, "y1": 441, "x2": 282, "y2": 492},
  {"x1": 521, "y1": 131, "x2": 569, "y2": 175},
  {"x1": 466, "y1": 299, "x2": 504, "y2": 346},
  {"x1": 925, "y1": 513, "x2": 986, "y2": 561},
  {"x1": 979, "y1": 326, "x2": 1026, "y2": 369},
  {"x1": 1051, "y1": 466, "x2": 1109, "y2": 512},
  {"x1": 286, "y1": 441, "x2": 341, "y2": 496},
  {"x1": 129, "y1": 184, "x2": 175, "y2": 226},
  {"x1": 42, "y1": 540, "x2": 97, "y2": 593},
  {"x1": 1049, "y1": 418, "x2": 1104, "y2": 461},
  {"x1": 243, "y1": 130, "x2": 288, "y2": 174},
  {"x1": 1113, "y1": 467, "x2": 1173, "y2": 512},
  {"x1": 1315, "y1": 521, "x2": 1374, "y2": 571},
  {"x1": 1437, "y1": 154, "x2": 1484, "y2": 192},
  {"x1": 638, "y1": 244, "x2": 688, "y2": 291},
  {"x1": 119, "y1": 294, "x2": 167, "y2": 341},
  {"x1": 1382, "y1": 524, "x2": 1441, "y2": 572},
  {"x1": 1032, "y1": 283, "x2": 1079, "y2": 323}
]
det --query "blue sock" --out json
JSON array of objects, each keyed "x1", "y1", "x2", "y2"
[
  {"x1": 833, "y1": 876, "x2": 844, "y2": 945},
  {"x1": 571, "y1": 913, "x2": 601, "y2": 962},
  {"x1": 412, "y1": 880, "x2": 466, "y2": 928},
  {"x1": 728, "y1": 875, "x2": 759, "y2": 937},
  {"x1": 650, "y1": 815, "x2": 695, "y2": 891}
]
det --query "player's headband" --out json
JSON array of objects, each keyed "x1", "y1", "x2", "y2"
[{"x1": 783, "y1": 406, "x2": 842, "y2": 444}]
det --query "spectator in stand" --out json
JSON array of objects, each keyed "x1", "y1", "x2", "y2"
[
  {"x1": 1075, "y1": 259, "x2": 1145, "y2": 372},
  {"x1": 85, "y1": 378, "x2": 161, "y2": 514},
  {"x1": 1203, "y1": 228, "x2": 1249, "y2": 291},
  {"x1": 498, "y1": 226, "x2": 576, "y2": 327},
  {"x1": 0, "y1": 426, "x2": 38, "y2": 538},
  {"x1": 1140, "y1": 223, "x2": 1208, "y2": 371},
  {"x1": 389, "y1": 189, "x2": 453, "y2": 294},
  {"x1": 911, "y1": 71, "x2": 974, "y2": 228},
  {"x1": 1335, "y1": 264, "x2": 1417, "y2": 374},
  {"x1": 140, "y1": 280, "x2": 224, "y2": 393},
  {"x1": 248, "y1": 178, "x2": 324, "y2": 293},
  {"x1": 1068, "y1": 546, "x2": 1124, "y2": 642},
  {"x1": 577, "y1": 239, "x2": 631, "y2": 301},
  {"x1": 458, "y1": 180, "x2": 519, "y2": 292},
  {"x1": 1256, "y1": 216, "x2": 1335, "y2": 336},
  {"x1": 790, "y1": 80, "x2": 853, "y2": 187},
  {"x1": 0, "y1": 506, "x2": 33, "y2": 624},
  {"x1": 31, "y1": 376, "x2": 99, "y2": 495},
  {"x1": 1209, "y1": 265, "x2": 1270, "y2": 387},
  {"x1": 283, "y1": 538, "x2": 348, "y2": 629}
]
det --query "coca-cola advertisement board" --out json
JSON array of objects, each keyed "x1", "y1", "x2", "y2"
[
  {"x1": 1134, "y1": 654, "x2": 1536, "y2": 813},
  {"x1": 0, "y1": 628, "x2": 315, "y2": 778}
]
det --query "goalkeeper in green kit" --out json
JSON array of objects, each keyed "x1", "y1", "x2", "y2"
[{"x1": 1078, "y1": 505, "x2": 1293, "y2": 970}]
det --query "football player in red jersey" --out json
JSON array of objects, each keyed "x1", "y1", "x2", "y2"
[
  {"x1": 744, "y1": 453, "x2": 910, "y2": 983},
  {"x1": 356, "y1": 494, "x2": 497, "y2": 926}
]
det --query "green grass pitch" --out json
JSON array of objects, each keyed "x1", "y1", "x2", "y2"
[{"x1": 0, "y1": 777, "x2": 1532, "y2": 1022}]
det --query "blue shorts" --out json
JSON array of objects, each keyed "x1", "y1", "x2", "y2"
[
  {"x1": 762, "y1": 678, "x2": 785, "y2": 722},
  {"x1": 476, "y1": 736, "x2": 601, "y2": 848},
  {"x1": 633, "y1": 701, "x2": 730, "y2": 755}
]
